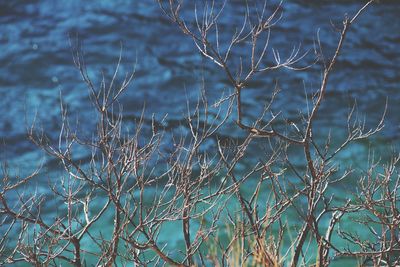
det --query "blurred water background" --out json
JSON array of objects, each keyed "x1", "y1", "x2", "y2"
[{"x1": 0, "y1": 0, "x2": 399, "y2": 265}]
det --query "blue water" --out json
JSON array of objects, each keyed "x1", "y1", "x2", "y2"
[{"x1": 0, "y1": 0, "x2": 399, "y2": 265}]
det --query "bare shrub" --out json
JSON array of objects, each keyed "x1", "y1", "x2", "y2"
[{"x1": 1, "y1": 0, "x2": 397, "y2": 266}]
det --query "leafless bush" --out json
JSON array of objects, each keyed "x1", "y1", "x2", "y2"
[{"x1": 1, "y1": 0, "x2": 397, "y2": 266}]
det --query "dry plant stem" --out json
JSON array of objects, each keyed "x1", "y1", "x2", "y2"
[
  {"x1": 292, "y1": 2, "x2": 375, "y2": 266},
  {"x1": 159, "y1": 0, "x2": 305, "y2": 144},
  {"x1": 336, "y1": 155, "x2": 400, "y2": 266},
  {"x1": 164, "y1": 0, "x2": 351, "y2": 255},
  {"x1": 218, "y1": 135, "x2": 276, "y2": 265},
  {"x1": 2, "y1": 0, "x2": 397, "y2": 266},
  {"x1": 160, "y1": 0, "x2": 388, "y2": 266}
]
